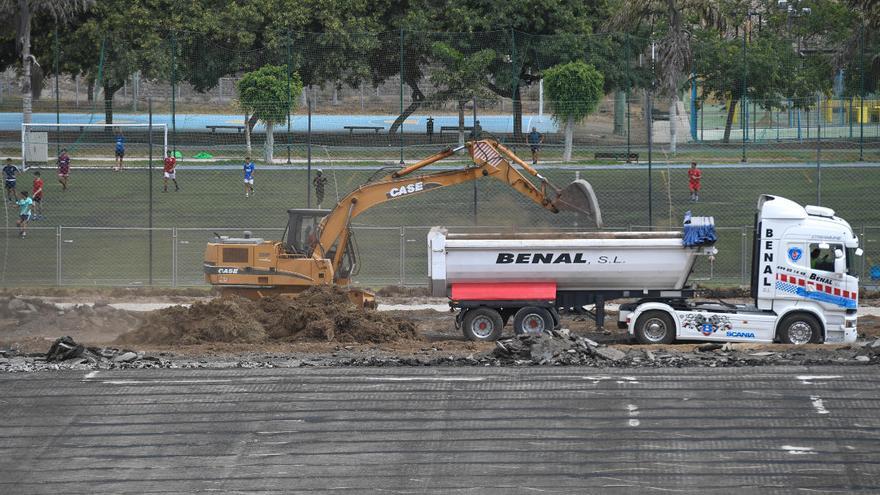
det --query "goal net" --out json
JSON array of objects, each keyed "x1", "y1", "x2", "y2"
[{"x1": 21, "y1": 123, "x2": 168, "y2": 169}]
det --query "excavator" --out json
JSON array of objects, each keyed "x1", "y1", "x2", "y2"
[{"x1": 203, "y1": 139, "x2": 602, "y2": 307}]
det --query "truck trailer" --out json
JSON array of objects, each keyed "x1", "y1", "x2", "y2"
[{"x1": 427, "y1": 195, "x2": 862, "y2": 345}]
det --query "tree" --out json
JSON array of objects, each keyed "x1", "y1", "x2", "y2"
[
  {"x1": 429, "y1": 41, "x2": 495, "y2": 145},
  {"x1": 543, "y1": 61, "x2": 604, "y2": 161},
  {"x1": 2, "y1": 0, "x2": 93, "y2": 124},
  {"x1": 236, "y1": 65, "x2": 302, "y2": 163}
]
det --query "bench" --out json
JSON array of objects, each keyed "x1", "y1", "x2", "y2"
[
  {"x1": 206, "y1": 125, "x2": 245, "y2": 133},
  {"x1": 440, "y1": 126, "x2": 474, "y2": 134},
  {"x1": 594, "y1": 152, "x2": 639, "y2": 162},
  {"x1": 344, "y1": 125, "x2": 384, "y2": 134}
]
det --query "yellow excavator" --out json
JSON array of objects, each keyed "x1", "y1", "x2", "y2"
[{"x1": 203, "y1": 139, "x2": 602, "y2": 306}]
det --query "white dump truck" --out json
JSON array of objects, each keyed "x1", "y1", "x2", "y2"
[{"x1": 427, "y1": 195, "x2": 862, "y2": 344}]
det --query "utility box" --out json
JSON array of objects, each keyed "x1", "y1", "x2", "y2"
[{"x1": 24, "y1": 131, "x2": 48, "y2": 166}]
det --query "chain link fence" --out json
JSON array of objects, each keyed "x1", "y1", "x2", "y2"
[{"x1": 1, "y1": 28, "x2": 878, "y2": 289}]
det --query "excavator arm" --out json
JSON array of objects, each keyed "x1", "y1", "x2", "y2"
[{"x1": 314, "y1": 139, "x2": 601, "y2": 278}]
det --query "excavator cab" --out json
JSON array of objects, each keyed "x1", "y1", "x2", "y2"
[{"x1": 283, "y1": 208, "x2": 330, "y2": 255}]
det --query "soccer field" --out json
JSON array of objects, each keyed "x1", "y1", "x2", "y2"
[{"x1": 2, "y1": 162, "x2": 879, "y2": 288}]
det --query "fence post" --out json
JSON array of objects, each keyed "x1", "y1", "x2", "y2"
[
  {"x1": 172, "y1": 227, "x2": 178, "y2": 288},
  {"x1": 399, "y1": 28, "x2": 404, "y2": 165},
  {"x1": 625, "y1": 34, "x2": 632, "y2": 160},
  {"x1": 148, "y1": 99, "x2": 154, "y2": 286},
  {"x1": 741, "y1": 226, "x2": 748, "y2": 286},
  {"x1": 56, "y1": 226, "x2": 62, "y2": 286},
  {"x1": 170, "y1": 32, "x2": 177, "y2": 153},
  {"x1": 859, "y1": 24, "x2": 865, "y2": 161},
  {"x1": 816, "y1": 93, "x2": 821, "y2": 205},
  {"x1": 399, "y1": 227, "x2": 406, "y2": 286},
  {"x1": 53, "y1": 24, "x2": 60, "y2": 157},
  {"x1": 286, "y1": 32, "x2": 292, "y2": 165}
]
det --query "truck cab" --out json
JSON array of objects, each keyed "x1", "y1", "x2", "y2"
[{"x1": 623, "y1": 195, "x2": 861, "y2": 344}]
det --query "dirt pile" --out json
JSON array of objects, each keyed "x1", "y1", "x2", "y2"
[
  {"x1": 0, "y1": 296, "x2": 144, "y2": 347},
  {"x1": 117, "y1": 286, "x2": 419, "y2": 346}
]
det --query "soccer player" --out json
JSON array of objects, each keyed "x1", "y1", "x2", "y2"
[
  {"x1": 313, "y1": 169, "x2": 327, "y2": 207},
  {"x1": 163, "y1": 150, "x2": 179, "y2": 192},
  {"x1": 688, "y1": 161, "x2": 702, "y2": 202},
  {"x1": 57, "y1": 148, "x2": 70, "y2": 191},
  {"x1": 243, "y1": 156, "x2": 255, "y2": 197},
  {"x1": 32, "y1": 171, "x2": 44, "y2": 219},
  {"x1": 114, "y1": 131, "x2": 125, "y2": 171},
  {"x1": 16, "y1": 191, "x2": 33, "y2": 238},
  {"x1": 3, "y1": 158, "x2": 18, "y2": 203},
  {"x1": 528, "y1": 127, "x2": 543, "y2": 165}
]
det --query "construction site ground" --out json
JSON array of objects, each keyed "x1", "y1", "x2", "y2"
[{"x1": 1, "y1": 287, "x2": 879, "y2": 371}]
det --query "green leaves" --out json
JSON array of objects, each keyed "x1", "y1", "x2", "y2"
[
  {"x1": 236, "y1": 65, "x2": 303, "y2": 125},
  {"x1": 543, "y1": 61, "x2": 604, "y2": 124}
]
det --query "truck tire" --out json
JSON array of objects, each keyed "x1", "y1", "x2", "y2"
[
  {"x1": 512, "y1": 306, "x2": 554, "y2": 336},
  {"x1": 777, "y1": 313, "x2": 822, "y2": 345},
  {"x1": 461, "y1": 307, "x2": 504, "y2": 341},
  {"x1": 634, "y1": 310, "x2": 675, "y2": 344}
]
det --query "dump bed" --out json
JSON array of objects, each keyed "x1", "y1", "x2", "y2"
[{"x1": 428, "y1": 228, "x2": 714, "y2": 297}]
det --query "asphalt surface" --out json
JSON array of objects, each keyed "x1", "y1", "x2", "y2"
[{"x1": 1, "y1": 366, "x2": 878, "y2": 494}]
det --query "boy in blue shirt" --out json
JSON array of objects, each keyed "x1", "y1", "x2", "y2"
[
  {"x1": 3, "y1": 158, "x2": 18, "y2": 203},
  {"x1": 243, "y1": 157, "x2": 255, "y2": 197},
  {"x1": 114, "y1": 132, "x2": 125, "y2": 171}
]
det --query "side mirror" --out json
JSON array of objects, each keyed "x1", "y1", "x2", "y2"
[
  {"x1": 834, "y1": 254, "x2": 845, "y2": 274},
  {"x1": 855, "y1": 248, "x2": 864, "y2": 256}
]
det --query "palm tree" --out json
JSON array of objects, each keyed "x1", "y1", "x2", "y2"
[
  {"x1": 611, "y1": 0, "x2": 728, "y2": 153},
  {"x1": 2, "y1": 0, "x2": 93, "y2": 124}
]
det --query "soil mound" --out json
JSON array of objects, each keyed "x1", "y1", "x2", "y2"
[{"x1": 117, "y1": 286, "x2": 419, "y2": 346}]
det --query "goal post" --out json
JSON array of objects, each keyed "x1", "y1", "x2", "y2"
[{"x1": 21, "y1": 123, "x2": 168, "y2": 169}]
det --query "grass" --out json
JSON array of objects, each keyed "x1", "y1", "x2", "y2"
[{"x1": 1, "y1": 160, "x2": 879, "y2": 288}]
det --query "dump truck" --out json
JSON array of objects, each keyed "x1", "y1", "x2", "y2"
[
  {"x1": 428, "y1": 194, "x2": 862, "y2": 345},
  {"x1": 204, "y1": 140, "x2": 601, "y2": 305}
]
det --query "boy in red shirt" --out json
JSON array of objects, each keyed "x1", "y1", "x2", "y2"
[
  {"x1": 163, "y1": 150, "x2": 179, "y2": 192},
  {"x1": 688, "y1": 161, "x2": 702, "y2": 202},
  {"x1": 32, "y1": 171, "x2": 44, "y2": 220}
]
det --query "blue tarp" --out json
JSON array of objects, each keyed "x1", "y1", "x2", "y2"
[{"x1": 683, "y1": 211, "x2": 717, "y2": 247}]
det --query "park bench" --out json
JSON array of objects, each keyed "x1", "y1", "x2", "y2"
[
  {"x1": 440, "y1": 126, "x2": 474, "y2": 133},
  {"x1": 344, "y1": 125, "x2": 384, "y2": 133},
  {"x1": 206, "y1": 125, "x2": 245, "y2": 133},
  {"x1": 594, "y1": 152, "x2": 639, "y2": 162}
]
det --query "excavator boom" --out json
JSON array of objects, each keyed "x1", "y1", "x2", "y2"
[{"x1": 204, "y1": 139, "x2": 602, "y2": 302}]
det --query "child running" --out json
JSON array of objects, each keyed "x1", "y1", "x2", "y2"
[
  {"x1": 243, "y1": 156, "x2": 255, "y2": 197},
  {"x1": 57, "y1": 149, "x2": 70, "y2": 191},
  {"x1": 163, "y1": 150, "x2": 179, "y2": 192},
  {"x1": 16, "y1": 191, "x2": 33, "y2": 238},
  {"x1": 31, "y1": 171, "x2": 44, "y2": 220}
]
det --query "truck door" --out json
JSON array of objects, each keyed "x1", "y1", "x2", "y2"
[{"x1": 806, "y1": 242, "x2": 857, "y2": 310}]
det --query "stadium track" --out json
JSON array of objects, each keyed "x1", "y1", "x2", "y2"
[{"x1": 0, "y1": 366, "x2": 878, "y2": 494}]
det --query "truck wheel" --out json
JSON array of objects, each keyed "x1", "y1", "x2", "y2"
[
  {"x1": 461, "y1": 307, "x2": 504, "y2": 341},
  {"x1": 634, "y1": 311, "x2": 675, "y2": 344},
  {"x1": 513, "y1": 307, "x2": 554, "y2": 336},
  {"x1": 777, "y1": 314, "x2": 822, "y2": 345}
]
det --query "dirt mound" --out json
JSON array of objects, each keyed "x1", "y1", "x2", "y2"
[
  {"x1": 117, "y1": 286, "x2": 419, "y2": 346},
  {"x1": 0, "y1": 297, "x2": 144, "y2": 347}
]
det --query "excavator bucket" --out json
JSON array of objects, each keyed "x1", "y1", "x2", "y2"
[{"x1": 555, "y1": 179, "x2": 604, "y2": 229}]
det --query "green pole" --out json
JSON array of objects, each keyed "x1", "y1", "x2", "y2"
[
  {"x1": 170, "y1": 33, "x2": 177, "y2": 154},
  {"x1": 741, "y1": 27, "x2": 747, "y2": 162},
  {"x1": 625, "y1": 35, "x2": 631, "y2": 161},
  {"x1": 859, "y1": 24, "x2": 864, "y2": 161},
  {"x1": 510, "y1": 28, "x2": 518, "y2": 141},
  {"x1": 54, "y1": 24, "x2": 60, "y2": 157},
  {"x1": 399, "y1": 28, "x2": 404, "y2": 165},
  {"x1": 816, "y1": 93, "x2": 821, "y2": 205},
  {"x1": 286, "y1": 32, "x2": 292, "y2": 164}
]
